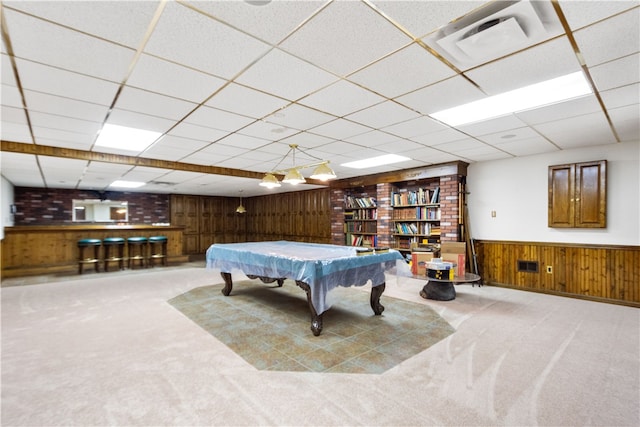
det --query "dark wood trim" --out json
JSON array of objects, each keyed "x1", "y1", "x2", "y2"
[{"x1": 330, "y1": 161, "x2": 468, "y2": 188}]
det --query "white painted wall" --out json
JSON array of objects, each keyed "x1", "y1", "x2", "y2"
[
  {"x1": 467, "y1": 140, "x2": 640, "y2": 245},
  {"x1": 1, "y1": 175, "x2": 16, "y2": 240}
]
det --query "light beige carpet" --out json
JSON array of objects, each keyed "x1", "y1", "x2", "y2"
[
  {"x1": 2, "y1": 266, "x2": 639, "y2": 426},
  {"x1": 168, "y1": 282, "x2": 454, "y2": 373}
]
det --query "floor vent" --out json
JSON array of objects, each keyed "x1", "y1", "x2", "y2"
[{"x1": 517, "y1": 260, "x2": 539, "y2": 273}]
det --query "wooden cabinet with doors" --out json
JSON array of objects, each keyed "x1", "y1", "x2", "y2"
[{"x1": 548, "y1": 160, "x2": 607, "y2": 228}]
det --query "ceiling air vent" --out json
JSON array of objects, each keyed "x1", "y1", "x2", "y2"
[{"x1": 423, "y1": 0, "x2": 564, "y2": 70}]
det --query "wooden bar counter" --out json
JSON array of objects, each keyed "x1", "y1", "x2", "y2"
[{"x1": 1, "y1": 224, "x2": 188, "y2": 278}]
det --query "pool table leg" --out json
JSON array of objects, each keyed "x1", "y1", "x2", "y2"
[
  {"x1": 220, "y1": 272, "x2": 233, "y2": 296},
  {"x1": 295, "y1": 280, "x2": 323, "y2": 336},
  {"x1": 370, "y1": 282, "x2": 386, "y2": 315}
]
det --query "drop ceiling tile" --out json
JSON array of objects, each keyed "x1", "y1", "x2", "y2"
[
  {"x1": 317, "y1": 141, "x2": 383, "y2": 157},
  {"x1": 106, "y1": 109, "x2": 175, "y2": 134},
  {"x1": 456, "y1": 115, "x2": 529, "y2": 137},
  {"x1": 32, "y1": 127, "x2": 95, "y2": 149},
  {"x1": 38, "y1": 156, "x2": 88, "y2": 173},
  {"x1": 490, "y1": 136, "x2": 559, "y2": 157},
  {"x1": 29, "y1": 111, "x2": 101, "y2": 136},
  {"x1": 608, "y1": 104, "x2": 640, "y2": 142},
  {"x1": 127, "y1": 54, "x2": 227, "y2": 103},
  {"x1": 85, "y1": 162, "x2": 132, "y2": 174},
  {"x1": 397, "y1": 75, "x2": 485, "y2": 115},
  {"x1": 308, "y1": 118, "x2": 371, "y2": 140},
  {"x1": 559, "y1": 0, "x2": 637, "y2": 31},
  {"x1": 116, "y1": 86, "x2": 197, "y2": 121},
  {"x1": 574, "y1": 8, "x2": 640, "y2": 66},
  {"x1": 345, "y1": 101, "x2": 421, "y2": 129},
  {"x1": 1, "y1": 105, "x2": 27, "y2": 125},
  {"x1": 348, "y1": 44, "x2": 457, "y2": 99},
  {"x1": 515, "y1": 95, "x2": 603, "y2": 126},
  {"x1": 276, "y1": 132, "x2": 335, "y2": 151},
  {"x1": 532, "y1": 111, "x2": 618, "y2": 148},
  {"x1": 236, "y1": 120, "x2": 299, "y2": 141},
  {"x1": 214, "y1": 156, "x2": 267, "y2": 171},
  {"x1": 400, "y1": 147, "x2": 461, "y2": 165},
  {"x1": 344, "y1": 130, "x2": 398, "y2": 147},
  {"x1": 476, "y1": 126, "x2": 543, "y2": 145},
  {"x1": 279, "y1": 1, "x2": 410, "y2": 77},
  {"x1": 24, "y1": 90, "x2": 109, "y2": 123},
  {"x1": 177, "y1": 150, "x2": 227, "y2": 166},
  {"x1": 465, "y1": 37, "x2": 582, "y2": 95},
  {"x1": 300, "y1": 80, "x2": 386, "y2": 117},
  {"x1": 144, "y1": 1, "x2": 270, "y2": 78},
  {"x1": 369, "y1": 1, "x2": 487, "y2": 39},
  {"x1": 0, "y1": 121, "x2": 31, "y2": 142},
  {"x1": 600, "y1": 83, "x2": 640, "y2": 110},
  {"x1": 432, "y1": 137, "x2": 486, "y2": 152},
  {"x1": 1, "y1": 83, "x2": 22, "y2": 108},
  {"x1": 236, "y1": 49, "x2": 338, "y2": 101},
  {"x1": 121, "y1": 166, "x2": 169, "y2": 182},
  {"x1": 147, "y1": 134, "x2": 211, "y2": 151},
  {"x1": 3, "y1": 1, "x2": 160, "y2": 48},
  {"x1": 1, "y1": 54, "x2": 17, "y2": 86},
  {"x1": 168, "y1": 122, "x2": 229, "y2": 143},
  {"x1": 184, "y1": 0, "x2": 326, "y2": 45},
  {"x1": 455, "y1": 146, "x2": 512, "y2": 162},
  {"x1": 15, "y1": 59, "x2": 119, "y2": 105},
  {"x1": 382, "y1": 116, "x2": 447, "y2": 139},
  {"x1": 184, "y1": 105, "x2": 255, "y2": 133},
  {"x1": 410, "y1": 128, "x2": 469, "y2": 146},
  {"x1": 215, "y1": 133, "x2": 271, "y2": 151},
  {"x1": 205, "y1": 83, "x2": 288, "y2": 119},
  {"x1": 263, "y1": 104, "x2": 335, "y2": 131},
  {"x1": 1, "y1": 151, "x2": 37, "y2": 171},
  {"x1": 589, "y1": 53, "x2": 640, "y2": 92},
  {"x1": 146, "y1": 169, "x2": 206, "y2": 184},
  {"x1": 3, "y1": 9, "x2": 136, "y2": 82}
]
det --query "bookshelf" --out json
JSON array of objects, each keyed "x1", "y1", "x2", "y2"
[
  {"x1": 391, "y1": 184, "x2": 441, "y2": 254},
  {"x1": 344, "y1": 189, "x2": 378, "y2": 247}
]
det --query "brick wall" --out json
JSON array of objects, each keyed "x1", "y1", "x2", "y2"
[
  {"x1": 330, "y1": 188, "x2": 345, "y2": 245},
  {"x1": 438, "y1": 175, "x2": 460, "y2": 241},
  {"x1": 13, "y1": 187, "x2": 170, "y2": 225}
]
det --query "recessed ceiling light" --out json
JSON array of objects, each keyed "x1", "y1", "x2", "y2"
[
  {"x1": 95, "y1": 124, "x2": 162, "y2": 152},
  {"x1": 430, "y1": 71, "x2": 592, "y2": 127},
  {"x1": 341, "y1": 154, "x2": 411, "y2": 169},
  {"x1": 109, "y1": 180, "x2": 146, "y2": 189}
]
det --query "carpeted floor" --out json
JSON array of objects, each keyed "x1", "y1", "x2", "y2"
[{"x1": 169, "y1": 281, "x2": 454, "y2": 373}]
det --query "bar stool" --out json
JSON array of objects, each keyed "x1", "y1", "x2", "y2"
[
  {"x1": 127, "y1": 237, "x2": 148, "y2": 269},
  {"x1": 103, "y1": 237, "x2": 125, "y2": 272},
  {"x1": 148, "y1": 235, "x2": 168, "y2": 267},
  {"x1": 78, "y1": 238, "x2": 101, "y2": 274}
]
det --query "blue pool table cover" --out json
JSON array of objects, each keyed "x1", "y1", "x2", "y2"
[{"x1": 206, "y1": 241, "x2": 411, "y2": 313}]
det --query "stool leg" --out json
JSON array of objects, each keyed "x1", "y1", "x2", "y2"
[
  {"x1": 94, "y1": 245, "x2": 100, "y2": 273},
  {"x1": 78, "y1": 246, "x2": 84, "y2": 274},
  {"x1": 162, "y1": 241, "x2": 167, "y2": 266}
]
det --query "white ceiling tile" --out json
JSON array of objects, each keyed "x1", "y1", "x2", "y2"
[
  {"x1": 15, "y1": 59, "x2": 119, "y2": 105},
  {"x1": 276, "y1": 132, "x2": 336, "y2": 151},
  {"x1": 127, "y1": 54, "x2": 227, "y2": 103},
  {"x1": 490, "y1": 136, "x2": 559, "y2": 157},
  {"x1": 344, "y1": 130, "x2": 399, "y2": 147},
  {"x1": 382, "y1": 116, "x2": 448, "y2": 139},
  {"x1": 167, "y1": 122, "x2": 229, "y2": 143},
  {"x1": 185, "y1": 0, "x2": 326, "y2": 45},
  {"x1": 456, "y1": 115, "x2": 529, "y2": 137},
  {"x1": 121, "y1": 166, "x2": 169, "y2": 182},
  {"x1": 432, "y1": 138, "x2": 486, "y2": 152},
  {"x1": 515, "y1": 95, "x2": 603, "y2": 125},
  {"x1": 178, "y1": 151, "x2": 227, "y2": 166},
  {"x1": 608, "y1": 104, "x2": 640, "y2": 142},
  {"x1": 236, "y1": 120, "x2": 299, "y2": 141},
  {"x1": 533, "y1": 111, "x2": 618, "y2": 148},
  {"x1": 32, "y1": 126, "x2": 95, "y2": 149},
  {"x1": 476, "y1": 126, "x2": 544, "y2": 145},
  {"x1": 0, "y1": 121, "x2": 32, "y2": 142},
  {"x1": 38, "y1": 156, "x2": 88, "y2": 173},
  {"x1": 263, "y1": 104, "x2": 335, "y2": 131},
  {"x1": 397, "y1": 75, "x2": 485, "y2": 115},
  {"x1": 3, "y1": 9, "x2": 136, "y2": 82},
  {"x1": 300, "y1": 80, "x2": 386, "y2": 117},
  {"x1": 345, "y1": 101, "x2": 421, "y2": 129},
  {"x1": 205, "y1": 83, "x2": 288, "y2": 119},
  {"x1": 559, "y1": 0, "x2": 637, "y2": 31},
  {"x1": 348, "y1": 44, "x2": 457, "y2": 99},
  {"x1": 308, "y1": 118, "x2": 371, "y2": 140},
  {"x1": 236, "y1": 49, "x2": 338, "y2": 101},
  {"x1": 1, "y1": 83, "x2": 22, "y2": 108},
  {"x1": 184, "y1": 105, "x2": 255, "y2": 133},
  {"x1": 3, "y1": 0, "x2": 161, "y2": 48},
  {"x1": 29, "y1": 111, "x2": 101, "y2": 136},
  {"x1": 106, "y1": 109, "x2": 175, "y2": 134},
  {"x1": 24, "y1": 90, "x2": 109, "y2": 123},
  {"x1": 600, "y1": 83, "x2": 640, "y2": 110},
  {"x1": 1, "y1": 55, "x2": 17, "y2": 87},
  {"x1": 215, "y1": 133, "x2": 271, "y2": 151},
  {"x1": 399, "y1": 146, "x2": 461, "y2": 165},
  {"x1": 279, "y1": 0, "x2": 411, "y2": 76},
  {"x1": 144, "y1": 2, "x2": 270, "y2": 78},
  {"x1": 369, "y1": 1, "x2": 487, "y2": 39},
  {"x1": 410, "y1": 128, "x2": 470, "y2": 146},
  {"x1": 589, "y1": 53, "x2": 640, "y2": 92},
  {"x1": 1, "y1": 105, "x2": 27, "y2": 125},
  {"x1": 466, "y1": 37, "x2": 582, "y2": 95},
  {"x1": 116, "y1": 86, "x2": 197, "y2": 121},
  {"x1": 574, "y1": 8, "x2": 640, "y2": 66}
]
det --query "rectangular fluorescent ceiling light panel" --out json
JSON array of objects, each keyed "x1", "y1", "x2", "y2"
[
  {"x1": 342, "y1": 154, "x2": 411, "y2": 169},
  {"x1": 95, "y1": 124, "x2": 162, "y2": 152},
  {"x1": 431, "y1": 71, "x2": 592, "y2": 126},
  {"x1": 109, "y1": 180, "x2": 146, "y2": 188}
]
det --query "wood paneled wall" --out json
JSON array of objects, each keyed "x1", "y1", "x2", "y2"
[
  {"x1": 244, "y1": 189, "x2": 331, "y2": 243},
  {"x1": 476, "y1": 240, "x2": 640, "y2": 306}
]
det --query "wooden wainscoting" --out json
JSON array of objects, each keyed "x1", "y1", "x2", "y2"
[{"x1": 476, "y1": 240, "x2": 640, "y2": 307}]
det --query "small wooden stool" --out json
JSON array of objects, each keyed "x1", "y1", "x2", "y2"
[
  {"x1": 78, "y1": 238, "x2": 101, "y2": 274},
  {"x1": 127, "y1": 237, "x2": 148, "y2": 269},
  {"x1": 103, "y1": 237, "x2": 125, "y2": 271},
  {"x1": 148, "y1": 235, "x2": 168, "y2": 267}
]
